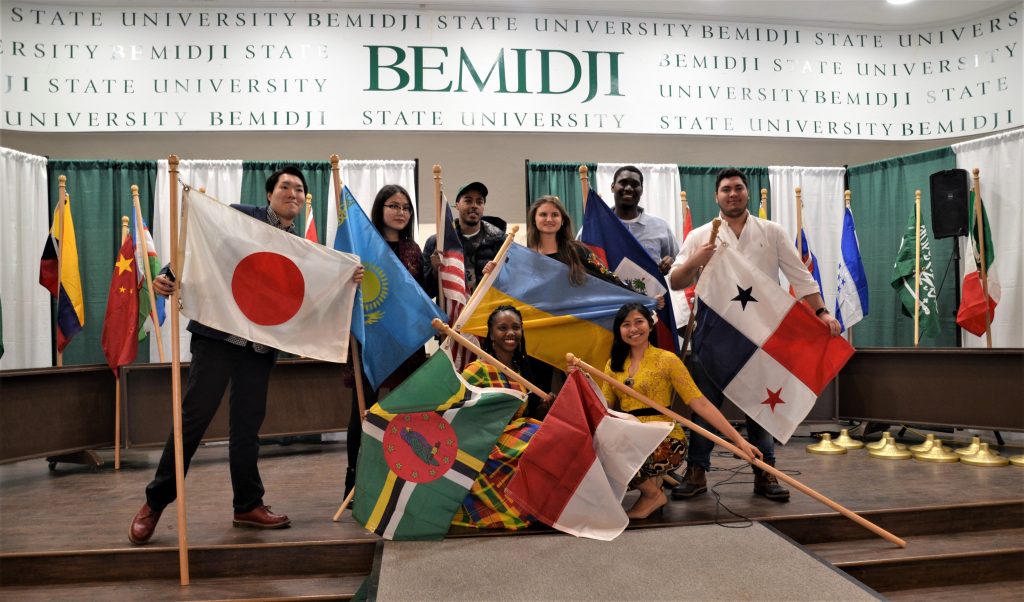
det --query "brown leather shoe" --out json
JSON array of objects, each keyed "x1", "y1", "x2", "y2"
[
  {"x1": 233, "y1": 505, "x2": 291, "y2": 529},
  {"x1": 129, "y1": 503, "x2": 163, "y2": 545}
]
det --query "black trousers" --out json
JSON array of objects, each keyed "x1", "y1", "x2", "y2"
[{"x1": 145, "y1": 334, "x2": 276, "y2": 513}]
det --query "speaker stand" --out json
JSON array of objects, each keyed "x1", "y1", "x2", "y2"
[{"x1": 951, "y1": 235, "x2": 962, "y2": 347}]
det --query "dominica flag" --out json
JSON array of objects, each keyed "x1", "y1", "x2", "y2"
[{"x1": 353, "y1": 352, "x2": 526, "y2": 540}]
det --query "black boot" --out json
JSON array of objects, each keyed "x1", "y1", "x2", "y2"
[
  {"x1": 670, "y1": 465, "x2": 707, "y2": 500},
  {"x1": 753, "y1": 459, "x2": 790, "y2": 501}
]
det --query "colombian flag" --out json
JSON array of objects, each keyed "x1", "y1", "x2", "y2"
[
  {"x1": 462, "y1": 244, "x2": 655, "y2": 371},
  {"x1": 39, "y1": 194, "x2": 85, "y2": 352}
]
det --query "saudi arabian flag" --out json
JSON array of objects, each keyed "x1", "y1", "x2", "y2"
[
  {"x1": 891, "y1": 209, "x2": 940, "y2": 339},
  {"x1": 353, "y1": 352, "x2": 526, "y2": 540}
]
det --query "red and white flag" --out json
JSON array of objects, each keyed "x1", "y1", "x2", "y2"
[
  {"x1": 439, "y1": 202, "x2": 474, "y2": 370},
  {"x1": 506, "y1": 370, "x2": 671, "y2": 541},
  {"x1": 694, "y1": 243, "x2": 853, "y2": 444},
  {"x1": 179, "y1": 188, "x2": 360, "y2": 363},
  {"x1": 304, "y1": 208, "x2": 319, "y2": 243}
]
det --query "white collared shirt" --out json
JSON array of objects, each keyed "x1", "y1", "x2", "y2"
[{"x1": 673, "y1": 211, "x2": 820, "y2": 299}]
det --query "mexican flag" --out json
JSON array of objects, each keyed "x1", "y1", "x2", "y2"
[
  {"x1": 956, "y1": 190, "x2": 1000, "y2": 337},
  {"x1": 353, "y1": 352, "x2": 525, "y2": 540},
  {"x1": 891, "y1": 209, "x2": 940, "y2": 340}
]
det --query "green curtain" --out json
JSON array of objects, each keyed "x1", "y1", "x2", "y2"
[
  {"x1": 677, "y1": 166, "x2": 770, "y2": 226},
  {"x1": 848, "y1": 147, "x2": 957, "y2": 347},
  {"x1": 240, "y1": 161, "x2": 334, "y2": 243},
  {"x1": 526, "y1": 162, "x2": 597, "y2": 233},
  {"x1": 46, "y1": 160, "x2": 158, "y2": 366}
]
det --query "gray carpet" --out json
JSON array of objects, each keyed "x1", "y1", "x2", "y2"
[{"x1": 374, "y1": 523, "x2": 878, "y2": 601}]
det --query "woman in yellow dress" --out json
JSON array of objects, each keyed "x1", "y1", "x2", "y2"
[{"x1": 603, "y1": 302, "x2": 762, "y2": 519}]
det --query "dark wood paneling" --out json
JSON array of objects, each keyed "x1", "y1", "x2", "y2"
[{"x1": 838, "y1": 348, "x2": 1024, "y2": 431}]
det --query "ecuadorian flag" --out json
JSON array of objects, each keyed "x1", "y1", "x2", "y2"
[
  {"x1": 462, "y1": 244, "x2": 655, "y2": 371},
  {"x1": 39, "y1": 194, "x2": 85, "y2": 352}
]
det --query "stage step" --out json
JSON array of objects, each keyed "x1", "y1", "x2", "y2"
[
  {"x1": 1, "y1": 574, "x2": 366, "y2": 601},
  {"x1": 767, "y1": 500, "x2": 1024, "y2": 596}
]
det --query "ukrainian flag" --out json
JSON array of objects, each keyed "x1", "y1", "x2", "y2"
[
  {"x1": 38, "y1": 194, "x2": 85, "y2": 352},
  {"x1": 334, "y1": 186, "x2": 445, "y2": 389},
  {"x1": 462, "y1": 244, "x2": 655, "y2": 371}
]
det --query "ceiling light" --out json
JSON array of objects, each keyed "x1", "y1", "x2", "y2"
[{"x1": 887, "y1": 0, "x2": 916, "y2": 5}]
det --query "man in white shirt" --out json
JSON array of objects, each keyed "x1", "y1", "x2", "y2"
[{"x1": 669, "y1": 167, "x2": 841, "y2": 502}]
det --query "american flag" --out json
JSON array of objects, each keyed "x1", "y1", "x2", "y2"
[{"x1": 439, "y1": 202, "x2": 474, "y2": 370}]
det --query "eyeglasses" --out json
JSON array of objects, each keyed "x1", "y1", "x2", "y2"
[{"x1": 384, "y1": 204, "x2": 412, "y2": 213}]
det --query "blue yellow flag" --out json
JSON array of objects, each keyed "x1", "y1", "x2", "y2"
[
  {"x1": 39, "y1": 194, "x2": 85, "y2": 352},
  {"x1": 333, "y1": 186, "x2": 445, "y2": 389},
  {"x1": 462, "y1": 244, "x2": 655, "y2": 371}
]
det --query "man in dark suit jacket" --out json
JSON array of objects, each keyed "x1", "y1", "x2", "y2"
[{"x1": 130, "y1": 166, "x2": 325, "y2": 544}]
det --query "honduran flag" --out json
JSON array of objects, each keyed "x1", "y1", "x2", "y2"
[
  {"x1": 507, "y1": 369, "x2": 671, "y2": 541},
  {"x1": 694, "y1": 244, "x2": 854, "y2": 444},
  {"x1": 580, "y1": 188, "x2": 678, "y2": 352},
  {"x1": 460, "y1": 244, "x2": 655, "y2": 371},
  {"x1": 835, "y1": 206, "x2": 869, "y2": 332}
]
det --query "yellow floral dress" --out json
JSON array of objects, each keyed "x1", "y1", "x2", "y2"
[{"x1": 603, "y1": 346, "x2": 703, "y2": 487}]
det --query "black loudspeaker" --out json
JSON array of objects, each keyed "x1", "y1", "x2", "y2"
[{"x1": 929, "y1": 169, "x2": 969, "y2": 239}]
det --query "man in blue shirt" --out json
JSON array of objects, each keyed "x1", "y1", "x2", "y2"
[{"x1": 610, "y1": 165, "x2": 678, "y2": 274}]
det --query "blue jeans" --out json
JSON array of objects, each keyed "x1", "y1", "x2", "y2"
[{"x1": 686, "y1": 356, "x2": 775, "y2": 470}]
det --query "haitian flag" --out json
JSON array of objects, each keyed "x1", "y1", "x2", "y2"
[
  {"x1": 39, "y1": 194, "x2": 85, "y2": 352},
  {"x1": 580, "y1": 189, "x2": 677, "y2": 352},
  {"x1": 333, "y1": 186, "x2": 446, "y2": 388},
  {"x1": 101, "y1": 235, "x2": 139, "y2": 375},
  {"x1": 460, "y1": 244, "x2": 655, "y2": 371},
  {"x1": 694, "y1": 244, "x2": 854, "y2": 444},
  {"x1": 353, "y1": 352, "x2": 525, "y2": 540},
  {"x1": 179, "y1": 188, "x2": 361, "y2": 363},
  {"x1": 507, "y1": 370, "x2": 670, "y2": 541}
]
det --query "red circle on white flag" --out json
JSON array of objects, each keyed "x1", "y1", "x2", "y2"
[{"x1": 231, "y1": 252, "x2": 304, "y2": 326}]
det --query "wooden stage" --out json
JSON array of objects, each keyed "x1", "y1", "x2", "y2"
[{"x1": 1, "y1": 431, "x2": 1022, "y2": 600}]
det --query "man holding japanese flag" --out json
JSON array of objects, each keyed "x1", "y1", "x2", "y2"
[
  {"x1": 669, "y1": 168, "x2": 844, "y2": 503},
  {"x1": 129, "y1": 166, "x2": 363, "y2": 545}
]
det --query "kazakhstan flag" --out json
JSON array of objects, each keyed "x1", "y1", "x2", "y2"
[{"x1": 334, "y1": 186, "x2": 445, "y2": 389}]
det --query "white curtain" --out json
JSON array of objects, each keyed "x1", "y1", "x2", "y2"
[
  {"x1": 326, "y1": 160, "x2": 418, "y2": 248},
  {"x1": 152, "y1": 160, "x2": 244, "y2": 362},
  {"x1": 768, "y1": 167, "x2": 846, "y2": 314},
  {"x1": 0, "y1": 148, "x2": 51, "y2": 369},
  {"x1": 953, "y1": 128, "x2": 1024, "y2": 348}
]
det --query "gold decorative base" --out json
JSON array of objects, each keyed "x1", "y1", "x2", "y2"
[
  {"x1": 913, "y1": 439, "x2": 960, "y2": 463},
  {"x1": 961, "y1": 443, "x2": 1009, "y2": 467},
  {"x1": 834, "y1": 429, "x2": 864, "y2": 450},
  {"x1": 807, "y1": 433, "x2": 848, "y2": 455},
  {"x1": 868, "y1": 437, "x2": 912, "y2": 460},
  {"x1": 1010, "y1": 455, "x2": 1024, "y2": 467},
  {"x1": 866, "y1": 434, "x2": 890, "y2": 450},
  {"x1": 955, "y1": 436, "x2": 983, "y2": 457},
  {"x1": 910, "y1": 433, "x2": 937, "y2": 453}
]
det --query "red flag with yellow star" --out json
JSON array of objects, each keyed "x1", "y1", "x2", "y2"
[{"x1": 101, "y1": 235, "x2": 140, "y2": 376}]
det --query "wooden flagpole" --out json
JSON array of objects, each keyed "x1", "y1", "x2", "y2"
[
  {"x1": 579, "y1": 165, "x2": 589, "y2": 210},
  {"x1": 113, "y1": 215, "x2": 130, "y2": 471},
  {"x1": 680, "y1": 218, "x2": 722, "y2": 357},
  {"x1": 569, "y1": 353, "x2": 907, "y2": 548},
  {"x1": 844, "y1": 190, "x2": 854, "y2": 347},
  {"x1": 132, "y1": 186, "x2": 165, "y2": 363},
  {"x1": 971, "y1": 168, "x2": 993, "y2": 348},
  {"x1": 760, "y1": 188, "x2": 768, "y2": 218},
  {"x1": 304, "y1": 193, "x2": 313, "y2": 239},
  {"x1": 330, "y1": 154, "x2": 369, "y2": 521},
  {"x1": 167, "y1": 155, "x2": 190, "y2": 585},
  {"x1": 433, "y1": 319, "x2": 549, "y2": 398},
  {"x1": 450, "y1": 226, "x2": 520, "y2": 332},
  {"x1": 914, "y1": 190, "x2": 921, "y2": 348},
  {"x1": 55, "y1": 175, "x2": 67, "y2": 367},
  {"x1": 434, "y1": 164, "x2": 446, "y2": 310}
]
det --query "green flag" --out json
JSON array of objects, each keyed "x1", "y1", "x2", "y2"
[
  {"x1": 968, "y1": 190, "x2": 996, "y2": 272},
  {"x1": 353, "y1": 352, "x2": 525, "y2": 540},
  {"x1": 891, "y1": 209, "x2": 940, "y2": 339}
]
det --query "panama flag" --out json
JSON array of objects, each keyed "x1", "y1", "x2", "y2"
[
  {"x1": 694, "y1": 244, "x2": 854, "y2": 444},
  {"x1": 179, "y1": 188, "x2": 361, "y2": 363},
  {"x1": 507, "y1": 370, "x2": 671, "y2": 541},
  {"x1": 835, "y1": 206, "x2": 870, "y2": 332},
  {"x1": 580, "y1": 189, "x2": 677, "y2": 352}
]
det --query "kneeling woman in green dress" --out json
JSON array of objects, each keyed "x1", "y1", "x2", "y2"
[{"x1": 602, "y1": 302, "x2": 762, "y2": 519}]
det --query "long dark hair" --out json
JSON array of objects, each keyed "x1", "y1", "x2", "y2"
[
  {"x1": 610, "y1": 302, "x2": 656, "y2": 372},
  {"x1": 481, "y1": 305, "x2": 529, "y2": 372},
  {"x1": 527, "y1": 196, "x2": 589, "y2": 286},
  {"x1": 370, "y1": 184, "x2": 415, "y2": 241}
]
